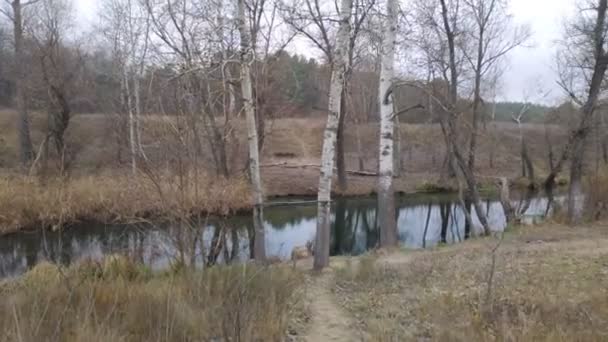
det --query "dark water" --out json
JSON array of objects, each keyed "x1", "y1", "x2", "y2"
[{"x1": 0, "y1": 191, "x2": 558, "y2": 278}]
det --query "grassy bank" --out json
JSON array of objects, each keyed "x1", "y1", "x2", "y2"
[
  {"x1": 334, "y1": 224, "x2": 608, "y2": 341},
  {"x1": 0, "y1": 256, "x2": 309, "y2": 342},
  {"x1": 0, "y1": 172, "x2": 251, "y2": 234}
]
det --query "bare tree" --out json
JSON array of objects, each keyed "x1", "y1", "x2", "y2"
[
  {"x1": 237, "y1": 0, "x2": 265, "y2": 262},
  {"x1": 29, "y1": 0, "x2": 81, "y2": 172},
  {"x1": 548, "y1": 0, "x2": 608, "y2": 223},
  {"x1": 377, "y1": 0, "x2": 398, "y2": 248},
  {"x1": 1, "y1": 0, "x2": 39, "y2": 169},
  {"x1": 437, "y1": 0, "x2": 491, "y2": 235},
  {"x1": 143, "y1": 0, "x2": 233, "y2": 177},
  {"x1": 314, "y1": 0, "x2": 351, "y2": 270},
  {"x1": 462, "y1": 0, "x2": 530, "y2": 172}
]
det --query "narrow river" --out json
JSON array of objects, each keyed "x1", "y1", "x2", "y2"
[{"x1": 0, "y1": 191, "x2": 559, "y2": 278}]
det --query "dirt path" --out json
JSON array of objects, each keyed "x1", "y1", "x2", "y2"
[{"x1": 305, "y1": 270, "x2": 359, "y2": 342}]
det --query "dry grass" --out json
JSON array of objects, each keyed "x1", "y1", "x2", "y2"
[
  {"x1": 0, "y1": 171, "x2": 250, "y2": 234},
  {"x1": 334, "y1": 224, "x2": 608, "y2": 341},
  {"x1": 0, "y1": 256, "x2": 308, "y2": 342},
  {"x1": 584, "y1": 168, "x2": 608, "y2": 221}
]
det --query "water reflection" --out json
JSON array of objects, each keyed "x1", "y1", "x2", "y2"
[{"x1": 0, "y1": 192, "x2": 560, "y2": 278}]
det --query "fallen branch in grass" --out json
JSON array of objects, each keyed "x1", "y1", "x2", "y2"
[{"x1": 261, "y1": 163, "x2": 377, "y2": 176}]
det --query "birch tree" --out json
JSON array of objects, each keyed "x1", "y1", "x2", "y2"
[
  {"x1": 377, "y1": 0, "x2": 398, "y2": 248},
  {"x1": 237, "y1": 0, "x2": 265, "y2": 262},
  {"x1": 100, "y1": 0, "x2": 151, "y2": 174},
  {"x1": 281, "y1": 0, "x2": 376, "y2": 191},
  {"x1": 314, "y1": 0, "x2": 351, "y2": 270}
]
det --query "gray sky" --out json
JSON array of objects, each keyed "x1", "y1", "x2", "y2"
[
  {"x1": 502, "y1": 0, "x2": 574, "y2": 104},
  {"x1": 74, "y1": 0, "x2": 575, "y2": 104}
]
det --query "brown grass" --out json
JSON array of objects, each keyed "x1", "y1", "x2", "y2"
[
  {"x1": 0, "y1": 256, "x2": 308, "y2": 342},
  {"x1": 584, "y1": 167, "x2": 608, "y2": 221},
  {"x1": 0, "y1": 171, "x2": 250, "y2": 234},
  {"x1": 334, "y1": 225, "x2": 608, "y2": 341}
]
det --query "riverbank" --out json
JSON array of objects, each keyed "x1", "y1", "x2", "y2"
[
  {"x1": 331, "y1": 222, "x2": 608, "y2": 340},
  {"x1": 0, "y1": 172, "x2": 251, "y2": 234},
  {"x1": 3, "y1": 221, "x2": 606, "y2": 341},
  {"x1": 0, "y1": 167, "x2": 555, "y2": 235}
]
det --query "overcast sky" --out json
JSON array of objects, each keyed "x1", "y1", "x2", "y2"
[{"x1": 74, "y1": 0, "x2": 575, "y2": 105}]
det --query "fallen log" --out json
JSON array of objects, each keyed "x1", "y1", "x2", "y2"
[{"x1": 260, "y1": 163, "x2": 378, "y2": 177}]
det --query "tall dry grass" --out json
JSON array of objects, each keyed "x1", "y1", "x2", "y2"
[
  {"x1": 0, "y1": 171, "x2": 250, "y2": 234},
  {"x1": 584, "y1": 167, "x2": 608, "y2": 221},
  {"x1": 0, "y1": 256, "x2": 307, "y2": 342}
]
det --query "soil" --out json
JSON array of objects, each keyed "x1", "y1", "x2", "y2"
[{"x1": 304, "y1": 270, "x2": 361, "y2": 342}]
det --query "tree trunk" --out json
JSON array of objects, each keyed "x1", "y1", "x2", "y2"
[
  {"x1": 134, "y1": 73, "x2": 144, "y2": 158},
  {"x1": 602, "y1": 134, "x2": 608, "y2": 165},
  {"x1": 337, "y1": 87, "x2": 348, "y2": 191},
  {"x1": 12, "y1": 0, "x2": 33, "y2": 168},
  {"x1": 521, "y1": 135, "x2": 535, "y2": 185},
  {"x1": 314, "y1": 0, "x2": 352, "y2": 270},
  {"x1": 498, "y1": 177, "x2": 515, "y2": 225},
  {"x1": 124, "y1": 67, "x2": 137, "y2": 174},
  {"x1": 568, "y1": 135, "x2": 587, "y2": 224},
  {"x1": 238, "y1": 0, "x2": 265, "y2": 262},
  {"x1": 377, "y1": 0, "x2": 398, "y2": 248},
  {"x1": 467, "y1": 23, "x2": 485, "y2": 173},
  {"x1": 393, "y1": 114, "x2": 402, "y2": 178},
  {"x1": 354, "y1": 117, "x2": 365, "y2": 171}
]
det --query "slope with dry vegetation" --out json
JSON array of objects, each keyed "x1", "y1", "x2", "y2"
[{"x1": 334, "y1": 223, "x2": 608, "y2": 341}]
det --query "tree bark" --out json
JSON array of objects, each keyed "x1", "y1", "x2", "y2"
[
  {"x1": 337, "y1": 87, "x2": 348, "y2": 190},
  {"x1": 134, "y1": 73, "x2": 144, "y2": 158},
  {"x1": 354, "y1": 117, "x2": 365, "y2": 171},
  {"x1": 12, "y1": 0, "x2": 33, "y2": 168},
  {"x1": 238, "y1": 0, "x2": 265, "y2": 262},
  {"x1": 124, "y1": 67, "x2": 137, "y2": 174},
  {"x1": 377, "y1": 0, "x2": 398, "y2": 248},
  {"x1": 498, "y1": 177, "x2": 515, "y2": 225},
  {"x1": 468, "y1": 31, "x2": 484, "y2": 172},
  {"x1": 521, "y1": 135, "x2": 535, "y2": 185},
  {"x1": 393, "y1": 114, "x2": 402, "y2": 178},
  {"x1": 568, "y1": 134, "x2": 588, "y2": 224},
  {"x1": 314, "y1": 0, "x2": 352, "y2": 270}
]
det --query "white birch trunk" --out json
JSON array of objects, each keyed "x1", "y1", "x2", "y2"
[
  {"x1": 124, "y1": 66, "x2": 136, "y2": 175},
  {"x1": 377, "y1": 0, "x2": 398, "y2": 248},
  {"x1": 314, "y1": 0, "x2": 352, "y2": 270},
  {"x1": 133, "y1": 74, "x2": 145, "y2": 158},
  {"x1": 238, "y1": 0, "x2": 265, "y2": 262}
]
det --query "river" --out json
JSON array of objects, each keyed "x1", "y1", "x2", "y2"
[{"x1": 0, "y1": 190, "x2": 559, "y2": 278}]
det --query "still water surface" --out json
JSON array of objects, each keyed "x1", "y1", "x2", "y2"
[{"x1": 0, "y1": 192, "x2": 557, "y2": 278}]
